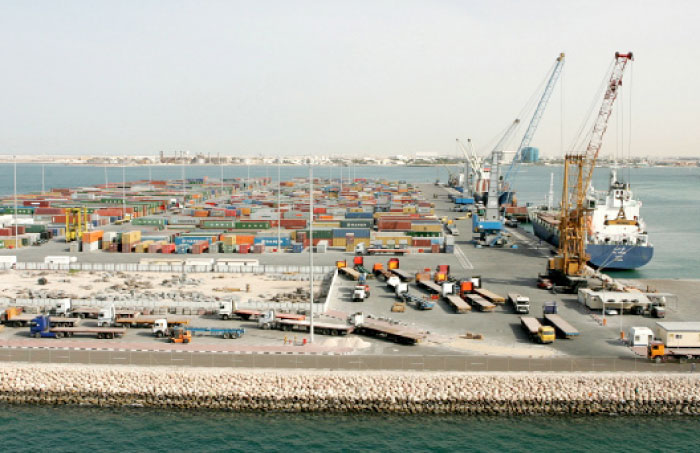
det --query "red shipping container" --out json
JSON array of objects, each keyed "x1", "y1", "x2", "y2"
[
  {"x1": 431, "y1": 244, "x2": 440, "y2": 253},
  {"x1": 313, "y1": 207, "x2": 326, "y2": 214},
  {"x1": 35, "y1": 207, "x2": 63, "y2": 215},
  {"x1": 95, "y1": 208, "x2": 124, "y2": 217},
  {"x1": 239, "y1": 244, "x2": 250, "y2": 254},
  {"x1": 23, "y1": 200, "x2": 50, "y2": 207},
  {"x1": 161, "y1": 244, "x2": 175, "y2": 254},
  {"x1": 0, "y1": 228, "x2": 11, "y2": 236}
]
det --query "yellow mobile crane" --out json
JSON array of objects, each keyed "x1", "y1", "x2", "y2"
[
  {"x1": 546, "y1": 52, "x2": 633, "y2": 292},
  {"x1": 65, "y1": 207, "x2": 89, "y2": 242}
]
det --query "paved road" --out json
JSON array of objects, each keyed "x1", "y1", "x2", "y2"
[{"x1": 0, "y1": 345, "x2": 692, "y2": 372}]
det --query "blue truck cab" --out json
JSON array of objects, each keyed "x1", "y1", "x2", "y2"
[{"x1": 29, "y1": 315, "x2": 57, "y2": 338}]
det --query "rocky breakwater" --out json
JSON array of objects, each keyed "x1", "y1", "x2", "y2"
[{"x1": 1, "y1": 363, "x2": 699, "y2": 415}]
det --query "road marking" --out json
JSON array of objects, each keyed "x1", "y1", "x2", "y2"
[{"x1": 454, "y1": 245, "x2": 474, "y2": 270}]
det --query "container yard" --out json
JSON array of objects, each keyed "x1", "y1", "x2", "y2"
[{"x1": 0, "y1": 177, "x2": 697, "y2": 364}]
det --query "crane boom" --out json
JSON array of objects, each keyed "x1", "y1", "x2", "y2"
[
  {"x1": 502, "y1": 53, "x2": 565, "y2": 192},
  {"x1": 552, "y1": 52, "x2": 633, "y2": 279}
]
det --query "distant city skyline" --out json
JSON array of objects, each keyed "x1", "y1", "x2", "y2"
[{"x1": 1, "y1": 1, "x2": 698, "y2": 158}]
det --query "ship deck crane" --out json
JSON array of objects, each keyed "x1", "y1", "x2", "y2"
[
  {"x1": 472, "y1": 119, "x2": 520, "y2": 246},
  {"x1": 501, "y1": 53, "x2": 565, "y2": 198},
  {"x1": 547, "y1": 52, "x2": 633, "y2": 289}
]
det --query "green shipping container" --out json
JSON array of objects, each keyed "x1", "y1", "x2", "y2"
[
  {"x1": 202, "y1": 220, "x2": 234, "y2": 229},
  {"x1": 340, "y1": 220, "x2": 373, "y2": 229},
  {"x1": 25, "y1": 224, "x2": 47, "y2": 233}
]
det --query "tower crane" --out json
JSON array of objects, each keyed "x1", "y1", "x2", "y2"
[
  {"x1": 547, "y1": 52, "x2": 633, "y2": 289},
  {"x1": 501, "y1": 53, "x2": 565, "y2": 197}
]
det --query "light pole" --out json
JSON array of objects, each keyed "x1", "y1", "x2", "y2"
[
  {"x1": 277, "y1": 156, "x2": 281, "y2": 254},
  {"x1": 122, "y1": 165, "x2": 126, "y2": 220},
  {"x1": 13, "y1": 156, "x2": 18, "y2": 251},
  {"x1": 308, "y1": 160, "x2": 314, "y2": 343}
]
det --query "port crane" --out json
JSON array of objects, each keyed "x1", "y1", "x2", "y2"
[
  {"x1": 501, "y1": 53, "x2": 565, "y2": 197},
  {"x1": 455, "y1": 138, "x2": 484, "y2": 198},
  {"x1": 472, "y1": 119, "x2": 520, "y2": 246},
  {"x1": 547, "y1": 52, "x2": 633, "y2": 288}
]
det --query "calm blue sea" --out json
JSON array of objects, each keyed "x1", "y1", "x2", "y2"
[{"x1": 2, "y1": 406, "x2": 700, "y2": 453}]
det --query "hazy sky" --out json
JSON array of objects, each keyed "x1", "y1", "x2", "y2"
[{"x1": 1, "y1": 0, "x2": 698, "y2": 158}]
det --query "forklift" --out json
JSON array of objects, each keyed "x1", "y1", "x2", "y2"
[{"x1": 169, "y1": 326, "x2": 192, "y2": 344}]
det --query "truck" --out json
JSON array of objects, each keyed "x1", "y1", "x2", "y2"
[
  {"x1": 352, "y1": 285, "x2": 370, "y2": 302},
  {"x1": 386, "y1": 276, "x2": 409, "y2": 297},
  {"x1": 507, "y1": 293, "x2": 530, "y2": 314},
  {"x1": 29, "y1": 315, "x2": 126, "y2": 339},
  {"x1": 348, "y1": 312, "x2": 426, "y2": 345},
  {"x1": 257, "y1": 310, "x2": 353, "y2": 335},
  {"x1": 217, "y1": 300, "x2": 306, "y2": 321},
  {"x1": 648, "y1": 322, "x2": 700, "y2": 362},
  {"x1": 96, "y1": 305, "x2": 141, "y2": 327},
  {"x1": 354, "y1": 243, "x2": 408, "y2": 256},
  {"x1": 152, "y1": 319, "x2": 245, "y2": 339},
  {"x1": 1, "y1": 307, "x2": 81, "y2": 327},
  {"x1": 372, "y1": 263, "x2": 393, "y2": 280},
  {"x1": 520, "y1": 317, "x2": 555, "y2": 344},
  {"x1": 543, "y1": 313, "x2": 579, "y2": 339}
]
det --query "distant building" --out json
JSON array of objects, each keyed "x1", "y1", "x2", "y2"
[{"x1": 520, "y1": 147, "x2": 539, "y2": 163}]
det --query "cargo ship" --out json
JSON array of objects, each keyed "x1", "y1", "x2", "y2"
[{"x1": 529, "y1": 168, "x2": 653, "y2": 270}]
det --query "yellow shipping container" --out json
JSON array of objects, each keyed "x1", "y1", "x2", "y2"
[
  {"x1": 332, "y1": 237, "x2": 346, "y2": 247},
  {"x1": 313, "y1": 222, "x2": 340, "y2": 229},
  {"x1": 122, "y1": 230, "x2": 142, "y2": 243},
  {"x1": 222, "y1": 235, "x2": 236, "y2": 246},
  {"x1": 3, "y1": 238, "x2": 22, "y2": 248}
]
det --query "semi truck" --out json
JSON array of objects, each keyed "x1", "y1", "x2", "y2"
[
  {"x1": 152, "y1": 319, "x2": 245, "y2": 339},
  {"x1": 1, "y1": 307, "x2": 81, "y2": 327},
  {"x1": 352, "y1": 285, "x2": 370, "y2": 302},
  {"x1": 507, "y1": 293, "x2": 530, "y2": 314},
  {"x1": 257, "y1": 310, "x2": 353, "y2": 335},
  {"x1": 648, "y1": 322, "x2": 700, "y2": 362},
  {"x1": 520, "y1": 317, "x2": 555, "y2": 344},
  {"x1": 29, "y1": 315, "x2": 126, "y2": 339},
  {"x1": 348, "y1": 312, "x2": 426, "y2": 345}
]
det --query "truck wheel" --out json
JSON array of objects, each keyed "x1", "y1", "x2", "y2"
[
  {"x1": 223, "y1": 333, "x2": 230, "y2": 339},
  {"x1": 34, "y1": 332, "x2": 40, "y2": 339},
  {"x1": 156, "y1": 331, "x2": 163, "y2": 338},
  {"x1": 184, "y1": 339, "x2": 190, "y2": 344},
  {"x1": 233, "y1": 333, "x2": 240, "y2": 339},
  {"x1": 222, "y1": 314, "x2": 229, "y2": 320},
  {"x1": 654, "y1": 357, "x2": 662, "y2": 364},
  {"x1": 331, "y1": 329, "x2": 338, "y2": 336}
]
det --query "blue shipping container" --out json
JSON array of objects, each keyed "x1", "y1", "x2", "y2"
[
  {"x1": 254, "y1": 237, "x2": 291, "y2": 247},
  {"x1": 174, "y1": 236, "x2": 213, "y2": 246},
  {"x1": 345, "y1": 212, "x2": 374, "y2": 219},
  {"x1": 332, "y1": 228, "x2": 371, "y2": 238}
]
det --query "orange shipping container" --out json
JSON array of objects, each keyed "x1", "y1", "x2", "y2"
[
  {"x1": 194, "y1": 210, "x2": 209, "y2": 217},
  {"x1": 235, "y1": 235, "x2": 255, "y2": 245},
  {"x1": 82, "y1": 230, "x2": 104, "y2": 243}
]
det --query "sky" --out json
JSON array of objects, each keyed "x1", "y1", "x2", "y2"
[{"x1": 0, "y1": 0, "x2": 698, "y2": 158}]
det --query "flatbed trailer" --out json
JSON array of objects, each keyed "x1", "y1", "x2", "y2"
[
  {"x1": 185, "y1": 326, "x2": 245, "y2": 339},
  {"x1": 543, "y1": 313, "x2": 579, "y2": 338},
  {"x1": 520, "y1": 317, "x2": 542, "y2": 337},
  {"x1": 339, "y1": 266, "x2": 361, "y2": 281},
  {"x1": 473, "y1": 288, "x2": 506, "y2": 304},
  {"x1": 416, "y1": 279, "x2": 442, "y2": 294},
  {"x1": 71, "y1": 307, "x2": 140, "y2": 319},
  {"x1": 360, "y1": 248, "x2": 409, "y2": 256},
  {"x1": 443, "y1": 294, "x2": 471, "y2": 313},
  {"x1": 350, "y1": 315, "x2": 426, "y2": 345},
  {"x1": 116, "y1": 316, "x2": 190, "y2": 328},
  {"x1": 389, "y1": 268, "x2": 414, "y2": 282},
  {"x1": 273, "y1": 319, "x2": 354, "y2": 335},
  {"x1": 465, "y1": 294, "x2": 495, "y2": 312},
  {"x1": 233, "y1": 309, "x2": 306, "y2": 321},
  {"x1": 3, "y1": 314, "x2": 81, "y2": 328},
  {"x1": 374, "y1": 268, "x2": 393, "y2": 280}
]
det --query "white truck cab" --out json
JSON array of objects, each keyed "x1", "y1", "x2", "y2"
[
  {"x1": 97, "y1": 305, "x2": 115, "y2": 327},
  {"x1": 218, "y1": 300, "x2": 236, "y2": 319},
  {"x1": 52, "y1": 299, "x2": 72, "y2": 316},
  {"x1": 152, "y1": 319, "x2": 169, "y2": 337}
]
